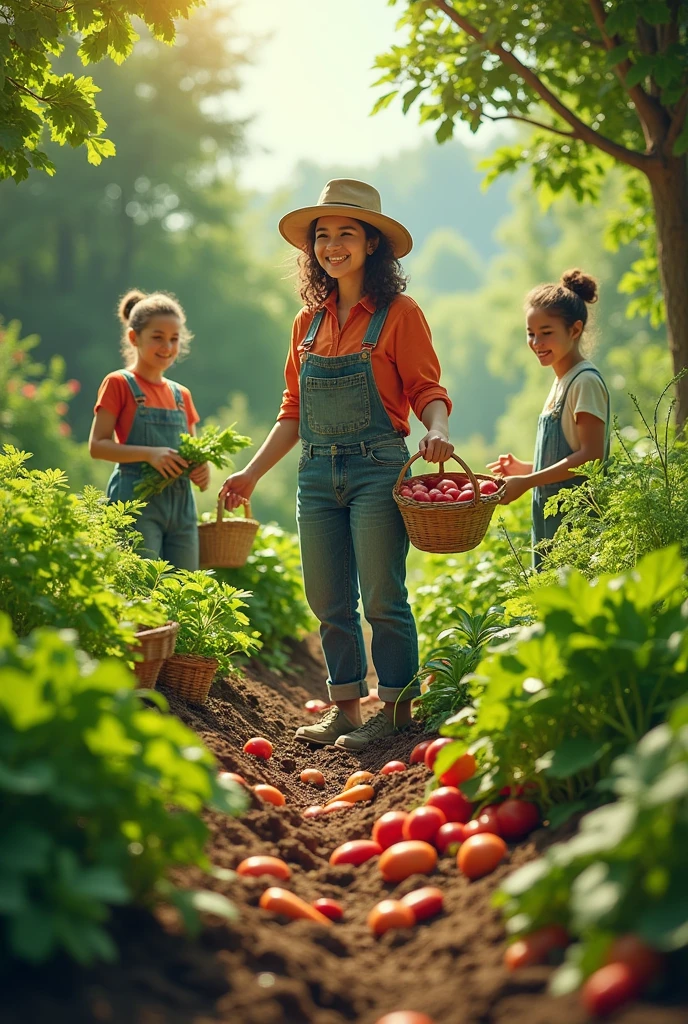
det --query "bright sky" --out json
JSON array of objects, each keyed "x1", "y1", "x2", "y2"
[{"x1": 229, "y1": 0, "x2": 475, "y2": 191}]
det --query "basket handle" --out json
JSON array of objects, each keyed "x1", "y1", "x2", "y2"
[
  {"x1": 215, "y1": 496, "x2": 252, "y2": 524},
  {"x1": 394, "y1": 451, "x2": 480, "y2": 507}
]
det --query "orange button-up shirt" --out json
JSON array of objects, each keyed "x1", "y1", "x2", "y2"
[{"x1": 278, "y1": 292, "x2": 451, "y2": 435}]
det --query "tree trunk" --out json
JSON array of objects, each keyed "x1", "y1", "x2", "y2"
[{"x1": 648, "y1": 154, "x2": 688, "y2": 426}]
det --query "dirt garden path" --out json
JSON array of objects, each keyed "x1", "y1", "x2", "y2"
[{"x1": 5, "y1": 636, "x2": 686, "y2": 1024}]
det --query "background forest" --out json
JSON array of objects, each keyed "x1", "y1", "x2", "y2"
[{"x1": 0, "y1": 0, "x2": 669, "y2": 527}]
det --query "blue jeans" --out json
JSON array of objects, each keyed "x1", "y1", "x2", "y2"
[{"x1": 296, "y1": 438, "x2": 419, "y2": 703}]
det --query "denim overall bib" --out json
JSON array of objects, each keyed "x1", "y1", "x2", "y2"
[
  {"x1": 296, "y1": 304, "x2": 419, "y2": 704},
  {"x1": 106, "y1": 371, "x2": 199, "y2": 569},
  {"x1": 531, "y1": 366, "x2": 609, "y2": 569}
]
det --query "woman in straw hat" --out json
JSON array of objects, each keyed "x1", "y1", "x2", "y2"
[{"x1": 220, "y1": 179, "x2": 453, "y2": 750}]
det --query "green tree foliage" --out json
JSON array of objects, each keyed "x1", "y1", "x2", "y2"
[
  {"x1": 377, "y1": 1, "x2": 688, "y2": 422},
  {"x1": 0, "y1": 0, "x2": 202, "y2": 181}
]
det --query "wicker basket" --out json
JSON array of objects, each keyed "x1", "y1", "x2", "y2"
[
  {"x1": 198, "y1": 498, "x2": 259, "y2": 569},
  {"x1": 158, "y1": 653, "x2": 219, "y2": 704},
  {"x1": 393, "y1": 451, "x2": 505, "y2": 554},
  {"x1": 131, "y1": 620, "x2": 179, "y2": 689}
]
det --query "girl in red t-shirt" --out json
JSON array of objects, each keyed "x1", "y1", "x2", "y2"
[{"x1": 89, "y1": 289, "x2": 208, "y2": 569}]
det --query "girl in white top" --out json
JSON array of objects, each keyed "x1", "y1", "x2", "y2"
[{"x1": 488, "y1": 268, "x2": 610, "y2": 567}]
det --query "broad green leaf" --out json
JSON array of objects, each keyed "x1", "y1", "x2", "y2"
[{"x1": 545, "y1": 738, "x2": 610, "y2": 780}]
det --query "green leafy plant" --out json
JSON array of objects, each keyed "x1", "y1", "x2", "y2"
[
  {"x1": 411, "y1": 607, "x2": 508, "y2": 732},
  {"x1": 134, "y1": 424, "x2": 251, "y2": 500},
  {"x1": 214, "y1": 524, "x2": 315, "y2": 672},
  {"x1": 436, "y1": 548, "x2": 688, "y2": 817},
  {"x1": 0, "y1": 446, "x2": 164, "y2": 657},
  {"x1": 153, "y1": 569, "x2": 260, "y2": 674},
  {"x1": 0, "y1": 615, "x2": 247, "y2": 967},
  {"x1": 496, "y1": 696, "x2": 688, "y2": 995}
]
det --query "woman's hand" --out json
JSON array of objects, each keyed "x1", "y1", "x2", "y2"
[
  {"x1": 419, "y1": 430, "x2": 454, "y2": 464},
  {"x1": 487, "y1": 453, "x2": 531, "y2": 478},
  {"x1": 147, "y1": 447, "x2": 188, "y2": 479},
  {"x1": 219, "y1": 468, "x2": 257, "y2": 511},
  {"x1": 499, "y1": 476, "x2": 531, "y2": 505},
  {"x1": 189, "y1": 462, "x2": 210, "y2": 491}
]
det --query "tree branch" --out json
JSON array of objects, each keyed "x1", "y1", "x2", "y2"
[
  {"x1": 427, "y1": 0, "x2": 657, "y2": 174},
  {"x1": 483, "y1": 113, "x2": 577, "y2": 140},
  {"x1": 666, "y1": 92, "x2": 688, "y2": 155},
  {"x1": 7, "y1": 77, "x2": 51, "y2": 105},
  {"x1": 588, "y1": 0, "x2": 667, "y2": 144}
]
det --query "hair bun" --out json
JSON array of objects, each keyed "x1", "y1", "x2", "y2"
[
  {"x1": 561, "y1": 268, "x2": 598, "y2": 304},
  {"x1": 118, "y1": 289, "x2": 147, "y2": 324}
]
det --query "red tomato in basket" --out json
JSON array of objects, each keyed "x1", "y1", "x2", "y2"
[
  {"x1": 373, "y1": 811, "x2": 409, "y2": 850},
  {"x1": 412, "y1": 481, "x2": 428, "y2": 491},
  {"x1": 243, "y1": 737, "x2": 272, "y2": 759},
  {"x1": 413, "y1": 491, "x2": 431, "y2": 502},
  {"x1": 400, "y1": 487, "x2": 413, "y2": 497},
  {"x1": 480, "y1": 479, "x2": 499, "y2": 496},
  {"x1": 457, "y1": 491, "x2": 474, "y2": 502},
  {"x1": 445, "y1": 489, "x2": 460, "y2": 501},
  {"x1": 429, "y1": 490, "x2": 444, "y2": 501},
  {"x1": 437, "y1": 479, "x2": 456, "y2": 492}
]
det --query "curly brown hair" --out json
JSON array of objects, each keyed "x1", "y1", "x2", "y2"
[{"x1": 297, "y1": 219, "x2": 408, "y2": 311}]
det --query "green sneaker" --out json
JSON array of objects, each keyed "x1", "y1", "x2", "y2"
[
  {"x1": 294, "y1": 706, "x2": 358, "y2": 746},
  {"x1": 334, "y1": 710, "x2": 400, "y2": 751}
]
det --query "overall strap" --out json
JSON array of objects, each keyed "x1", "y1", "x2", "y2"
[
  {"x1": 557, "y1": 366, "x2": 607, "y2": 412},
  {"x1": 120, "y1": 369, "x2": 146, "y2": 406},
  {"x1": 165, "y1": 379, "x2": 187, "y2": 412},
  {"x1": 362, "y1": 305, "x2": 390, "y2": 350},
  {"x1": 301, "y1": 309, "x2": 326, "y2": 351}
]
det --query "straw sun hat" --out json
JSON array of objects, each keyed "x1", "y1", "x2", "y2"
[{"x1": 278, "y1": 178, "x2": 413, "y2": 259}]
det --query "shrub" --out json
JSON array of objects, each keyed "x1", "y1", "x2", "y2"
[
  {"x1": 0, "y1": 616, "x2": 247, "y2": 967},
  {"x1": 215, "y1": 524, "x2": 314, "y2": 671},
  {"x1": 497, "y1": 696, "x2": 688, "y2": 994},
  {"x1": 436, "y1": 548, "x2": 688, "y2": 815}
]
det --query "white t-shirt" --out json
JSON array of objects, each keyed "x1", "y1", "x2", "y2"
[{"x1": 542, "y1": 361, "x2": 609, "y2": 452}]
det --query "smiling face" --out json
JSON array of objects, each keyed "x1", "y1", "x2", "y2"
[
  {"x1": 129, "y1": 314, "x2": 181, "y2": 379},
  {"x1": 526, "y1": 306, "x2": 584, "y2": 377},
  {"x1": 313, "y1": 216, "x2": 376, "y2": 285}
]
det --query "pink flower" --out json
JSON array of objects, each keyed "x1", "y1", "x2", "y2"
[
  {"x1": 55, "y1": 401, "x2": 69, "y2": 416},
  {"x1": 21, "y1": 384, "x2": 37, "y2": 399},
  {"x1": 66, "y1": 379, "x2": 81, "y2": 395},
  {"x1": 58, "y1": 422, "x2": 72, "y2": 437}
]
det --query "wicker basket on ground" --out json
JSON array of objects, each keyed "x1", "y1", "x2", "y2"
[
  {"x1": 198, "y1": 498, "x2": 259, "y2": 569},
  {"x1": 131, "y1": 620, "x2": 179, "y2": 688},
  {"x1": 393, "y1": 451, "x2": 505, "y2": 554},
  {"x1": 158, "y1": 653, "x2": 219, "y2": 705}
]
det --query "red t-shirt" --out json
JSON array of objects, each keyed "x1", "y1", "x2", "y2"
[{"x1": 94, "y1": 371, "x2": 200, "y2": 444}]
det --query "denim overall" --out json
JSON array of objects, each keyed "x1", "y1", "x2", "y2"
[
  {"x1": 296, "y1": 304, "x2": 420, "y2": 704},
  {"x1": 106, "y1": 371, "x2": 199, "y2": 569},
  {"x1": 531, "y1": 366, "x2": 609, "y2": 569}
]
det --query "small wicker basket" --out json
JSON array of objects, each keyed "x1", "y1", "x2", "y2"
[
  {"x1": 393, "y1": 451, "x2": 505, "y2": 554},
  {"x1": 131, "y1": 620, "x2": 179, "y2": 689},
  {"x1": 158, "y1": 653, "x2": 219, "y2": 705},
  {"x1": 198, "y1": 498, "x2": 259, "y2": 570}
]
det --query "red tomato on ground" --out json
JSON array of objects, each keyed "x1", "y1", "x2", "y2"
[
  {"x1": 496, "y1": 799, "x2": 540, "y2": 840},
  {"x1": 303, "y1": 805, "x2": 325, "y2": 818},
  {"x1": 243, "y1": 737, "x2": 273, "y2": 759},
  {"x1": 581, "y1": 963, "x2": 640, "y2": 1018},
  {"x1": 380, "y1": 760, "x2": 407, "y2": 775},
  {"x1": 426, "y1": 786, "x2": 472, "y2": 823},
  {"x1": 373, "y1": 1014, "x2": 435, "y2": 1024},
  {"x1": 439, "y1": 751, "x2": 477, "y2": 787},
  {"x1": 253, "y1": 784, "x2": 285, "y2": 807},
  {"x1": 368, "y1": 899, "x2": 415, "y2": 936},
  {"x1": 457, "y1": 491, "x2": 473, "y2": 502},
  {"x1": 304, "y1": 698, "x2": 329, "y2": 713},
  {"x1": 259, "y1": 887, "x2": 331, "y2": 925},
  {"x1": 300, "y1": 768, "x2": 326, "y2": 787},
  {"x1": 423, "y1": 737, "x2": 454, "y2": 771},
  {"x1": 457, "y1": 833, "x2": 507, "y2": 880},
  {"x1": 312, "y1": 898, "x2": 344, "y2": 922},
  {"x1": 372, "y1": 811, "x2": 409, "y2": 850},
  {"x1": 435, "y1": 821, "x2": 465, "y2": 855},
  {"x1": 329, "y1": 840, "x2": 382, "y2": 866},
  {"x1": 236, "y1": 856, "x2": 291, "y2": 881},
  {"x1": 402, "y1": 805, "x2": 447, "y2": 843},
  {"x1": 400, "y1": 886, "x2": 444, "y2": 923},
  {"x1": 605, "y1": 934, "x2": 664, "y2": 987},
  {"x1": 504, "y1": 924, "x2": 569, "y2": 969},
  {"x1": 409, "y1": 740, "x2": 433, "y2": 765},
  {"x1": 462, "y1": 811, "x2": 501, "y2": 839},
  {"x1": 379, "y1": 841, "x2": 437, "y2": 883}
]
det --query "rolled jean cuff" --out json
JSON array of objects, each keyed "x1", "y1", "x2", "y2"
[
  {"x1": 326, "y1": 678, "x2": 369, "y2": 701},
  {"x1": 377, "y1": 680, "x2": 421, "y2": 704}
]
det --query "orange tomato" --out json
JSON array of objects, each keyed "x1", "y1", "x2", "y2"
[
  {"x1": 373, "y1": 1015, "x2": 435, "y2": 1024},
  {"x1": 300, "y1": 768, "x2": 325, "y2": 787},
  {"x1": 253, "y1": 784, "x2": 285, "y2": 807},
  {"x1": 236, "y1": 856, "x2": 291, "y2": 881},
  {"x1": 327, "y1": 784, "x2": 375, "y2": 805},
  {"x1": 457, "y1": 833, "x2": 506, "y2": 879},
  {"x1": 259, "y1": 887, "x2": 331, "y2": 925},
  {"x1": 380, "y1": 760, "x2": 407, "y2": 775},
  {"x1": 400, "y1": 886, "x2": 444, "y2": 923},
  {"x1": 329, "y1": 840, "x2": 382, "y2": 866},
  {"x1": 367, "y1": 899, "x2": 415, "y2": 936},
  {"x1": 439, "y1": 751, "x2": 477, "y2": 787},
  {"x1": 243, "y1": 737, "x2": 272, "y2": 759},
  {"x1": 372, "y1": 811, "x2": 409, "y2": 850},
  {"x1": 379, "y1": 841, "x2": 438, "y2": 883},
  {"x1": 344, "y1": 770, "x2": 375, "y2": 790},
  {"x1": 504, "y1": 924, "x2": 569, "y2": 969}
]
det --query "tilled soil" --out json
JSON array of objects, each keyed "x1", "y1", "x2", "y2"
[{"x1": 5, "y1": 636, "x2": 687, "y2": 1024}]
